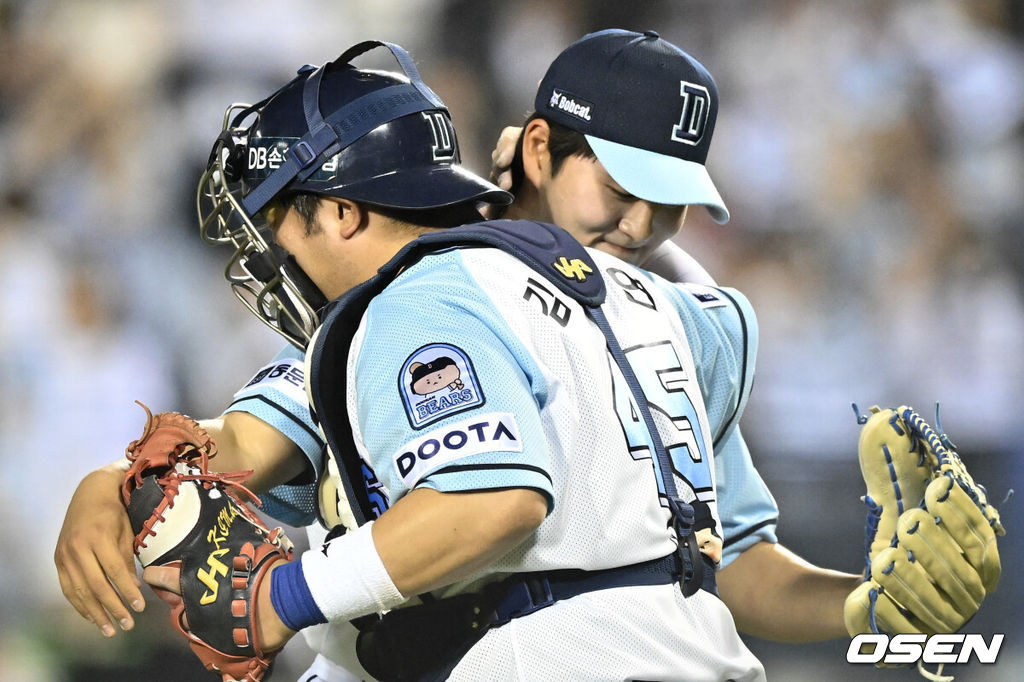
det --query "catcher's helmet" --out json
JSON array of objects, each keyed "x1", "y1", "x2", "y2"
[{"x1": 198, "y1": 41, "x2": 511, "y2": 347}]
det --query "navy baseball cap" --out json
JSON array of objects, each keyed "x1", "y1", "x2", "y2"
[{"x1": 536, "y1": 29, "x2": 729, "y2": 223}]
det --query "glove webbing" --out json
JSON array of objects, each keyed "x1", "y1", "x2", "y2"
[{"x1": 900, "y1": 407, "x2": 1002, "y2": 533}]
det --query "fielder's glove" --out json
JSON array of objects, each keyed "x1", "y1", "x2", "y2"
[
  {"x1": 845, "y1": 405, "x2": 1005, "y2": 639},
  {"x1": 122, "y1": 402, "x2": 294, "y2": 682}
]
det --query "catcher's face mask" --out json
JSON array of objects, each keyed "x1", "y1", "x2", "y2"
[
  {"x1": 197, "y1": 101, "x2": 327, "y2": 349},
  {"x1": 197, "y1": 40, "x2": 509, "y2": 348}
]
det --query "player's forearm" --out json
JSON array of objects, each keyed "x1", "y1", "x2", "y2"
[
  {"x1": 372, "y1": 487, "x2": 548, "y2": 595},
  {"x1": 641, "y1": 240, "x2": 717, "y2": 286},
  {"x1": 717, "y1": 541, "x2": 860, "y2": 642},
  {"x1": 75, "y1": 459, "x2": 132, "y2": 505},
  {"x1": 264, "y1": 486, "x2": 547, "y2": 642},
  {"x1": 198, "y1": 411, "x2": 306, "y2": 494},
  {"x1": 71, "y1": 462, "x2": 130, "y2": 510}
]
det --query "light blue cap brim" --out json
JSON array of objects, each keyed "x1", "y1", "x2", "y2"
[{"x1": 585, "y1": 135, "x2": 730, "y2": 224}]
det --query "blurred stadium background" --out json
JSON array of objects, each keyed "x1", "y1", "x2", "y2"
[{"x1": 0, "y1": 1, "x2": 1020, "y2": 680}]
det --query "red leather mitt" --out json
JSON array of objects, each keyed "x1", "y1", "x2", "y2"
[{"x1": 122, "y1": 402, "x2": 294, "y2": 682}]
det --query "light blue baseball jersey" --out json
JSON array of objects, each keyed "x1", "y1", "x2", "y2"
[
  {"x1": 343, "y1": 245, "x2": 772, "y2": 575},
  {"x1": 225, "y1": 345, "x2": 324, "y2": 527},
  {"x1": 229, "y1": 250, "x2": 778, "y2": 566}
]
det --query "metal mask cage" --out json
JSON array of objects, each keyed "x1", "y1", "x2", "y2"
[{"x1": 197, "y1": 103, "x2": 322, "y2": 349}]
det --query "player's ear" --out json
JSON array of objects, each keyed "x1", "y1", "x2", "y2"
[
  {"x1": 323, "y1": 197, "x2": 365, "y2": 239},
  {"x1": 520, "y1": 118, "x2": 551, "y2": 189}
]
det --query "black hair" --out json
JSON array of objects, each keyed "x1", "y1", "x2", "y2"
[
  {"x1": 498, "y1": 113, "x2": 596, "y2": 217},
  {"x1": 540, "y1": 114, "x2": 598, "y2": 174},
  {"x1": 271, "y1": 193, "x2": 484, "y2": 234},
  {"x1": 266, "y1": 193, "x2": 323, "y2": 235}
]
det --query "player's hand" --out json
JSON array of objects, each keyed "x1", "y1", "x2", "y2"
[
  {"x1": 489, "y1": 125, "x2": 522, "y2": 191},
  {"x1": 143, "y1": 562, "x2": 295, "y2": 652},
  {"x1": 479, "y1": 126, "x2": 521, "y2": 220},
  {"x1": 55, "y1": 463, "x2": 145, "y2": 637}
]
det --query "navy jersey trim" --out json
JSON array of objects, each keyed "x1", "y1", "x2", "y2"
[
  {"x1": 228, "y1": 394, "x2": 325, "y2": 448},
  {"x1": 429, "y1": 462, "x2": 554, "y2": 484},
  {"x1": 710, "y1": 287, "x2": 749, "y2": 448},
  {"x1": 722, "y1": 517, "x2": 777, "y2": 549}
]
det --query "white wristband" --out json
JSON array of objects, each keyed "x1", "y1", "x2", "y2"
[{"x1": 301, "y1": 521, "x2": 406, "y2": 622}]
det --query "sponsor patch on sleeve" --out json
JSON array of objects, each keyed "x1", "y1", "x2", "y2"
[
  {"x1": 237, "y1": 357, "x2": 307, "y2": 403},
  {"x1": 685, "y1": 283, "x2": 727, "y2": 309},
  {"x1": 399, "y1": 343, "x2": 485, "y2": 429},
  {"x1": 393, "y1": 412, "x2": 522, "y2": 488}
]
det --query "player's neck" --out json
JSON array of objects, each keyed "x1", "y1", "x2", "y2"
[{"x1": 502, "y1": 192, "x2": 547, "y2": 223}]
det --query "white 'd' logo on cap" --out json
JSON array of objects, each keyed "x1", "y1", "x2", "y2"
[{"x1": 670, "y1": 81, "x2": 711, "y2": 146}]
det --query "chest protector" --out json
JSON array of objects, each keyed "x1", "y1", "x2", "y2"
[
  {"x1": 308, "y1": 219, "x2": 602, "y2": 526},
  {"x1": 309, "y1": 218, "x2": 708, "y2": 594}
]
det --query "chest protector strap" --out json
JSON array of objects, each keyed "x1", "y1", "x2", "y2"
[
  {"x1": 308, "y1": 219, "x2": 603, "y2": 528},
  {"x1": 308, "y1": 218, "x2": 705, "y2": 595}
]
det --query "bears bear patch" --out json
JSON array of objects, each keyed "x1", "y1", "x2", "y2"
[{"x1": 399, "y1": 343, "x2": 484, "y2": 429}]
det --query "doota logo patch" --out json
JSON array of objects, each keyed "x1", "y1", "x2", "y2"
[{"x1": 399, "y1": 343, "x2": 484, "y2": 429}]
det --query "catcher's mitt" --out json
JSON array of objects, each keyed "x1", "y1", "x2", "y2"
[
  {"x1": 845, "y1": 405, "x2": 1005, "y2": 640},
  {"x1": 122, "y1": 402, "x2": 294, "y2": 682}
]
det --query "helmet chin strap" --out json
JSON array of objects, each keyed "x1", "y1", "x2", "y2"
[
  {"x1": 274, "y1": 246, "x2": 329, "y2": 312},
  {"x1": 239, "y1": 242, "x2": 329, "y2": 347},
  {"x1": 270, "y1": 245, "x2": 329, "y2": 345}
]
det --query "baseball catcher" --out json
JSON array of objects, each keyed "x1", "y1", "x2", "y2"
[
  {"x1": 845, "y1": 404, "x2": 1006, "y2": 677},
  {"x1": 121, "y1": 402, "x2": 294, "y2": 682}
]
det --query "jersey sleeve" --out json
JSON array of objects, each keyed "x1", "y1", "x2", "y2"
[
  {"x1": 348, "y1": 263, "x2": 554, "y2": 510},
  {"x1": 659, "y1": 282, "x2": 779, "y2": 567},
  {"x1": 712, "y1": 427, "x2": 778, "y2": 567},
  {"x1": 224, "y1": 344, "x2": 325, "y2": 527}
]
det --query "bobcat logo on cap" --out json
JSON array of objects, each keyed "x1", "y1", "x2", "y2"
[
  {"x1": 670, "y1": 81, "x2": 711, "y2": 146},
  {"x1": 548, "y1": 89, "x2": 593, "y2": 122}
]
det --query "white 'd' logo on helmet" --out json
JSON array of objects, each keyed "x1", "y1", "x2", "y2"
[
  {"x1": 422, "y1": 112, "x2": 456, "y2": 162},
  {"x1": 670, "y1": 81, "x2": 711, "y2": 145}
]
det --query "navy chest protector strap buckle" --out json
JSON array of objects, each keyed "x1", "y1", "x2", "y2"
[{"x1": 308, "y1": 219, "x2": 707, "y2": 596}]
